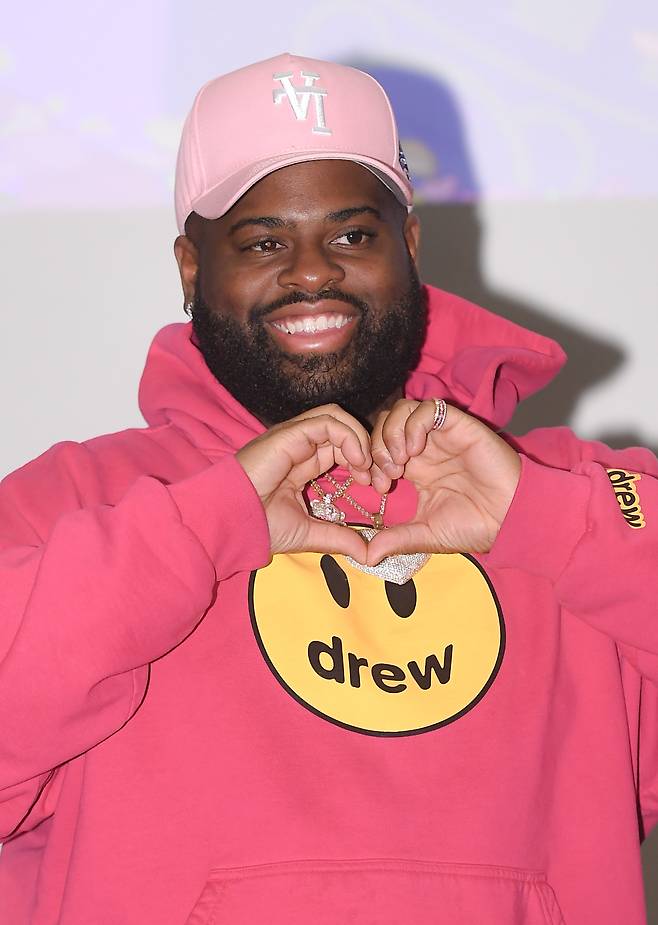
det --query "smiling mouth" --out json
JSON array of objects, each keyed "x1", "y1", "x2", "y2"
[{"x1": 269, "y1": 312, "x2": 356, "y2": 336}]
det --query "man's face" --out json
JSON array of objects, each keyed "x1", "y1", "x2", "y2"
[{"x1": 175, "y1": 160, "x2": 425, "y2": 426}]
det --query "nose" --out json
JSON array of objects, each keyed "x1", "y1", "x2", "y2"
[{"x1": 277, "y1": 241, "x2": 346, "y2": 293}]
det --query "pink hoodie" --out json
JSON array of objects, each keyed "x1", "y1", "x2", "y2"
[{"x1": 1, "y1": 284, "x2": 657, "y2": 924}]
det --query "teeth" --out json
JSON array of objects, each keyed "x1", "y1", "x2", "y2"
[{"x1": 272, "y1": 314, "x2": 352, "y2": 335}]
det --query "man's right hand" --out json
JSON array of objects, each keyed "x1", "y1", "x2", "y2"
[{"x1": 236, "y1": 405, "x2": 372, "y2": 561}]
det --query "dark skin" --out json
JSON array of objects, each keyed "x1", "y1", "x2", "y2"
[
  {"x1": 174, "y1": 159, "x2": 421, "y2": 427},
  {"x1": 172, "y1": 159, "x2": 520, "y2": 564}
]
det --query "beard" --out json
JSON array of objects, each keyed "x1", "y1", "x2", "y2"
[{"x1": 190, "y1": 262, "x2": 427, "y2": 426}]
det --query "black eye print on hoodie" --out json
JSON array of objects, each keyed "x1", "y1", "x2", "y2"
[
  {"x1": 385, "y1": 579, "x2": 417, "y2": 618},
  {"x1": 320, "y1": 555, "x2": 350, "y2": 609}
]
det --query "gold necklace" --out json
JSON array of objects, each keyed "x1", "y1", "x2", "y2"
[
  {"x1": 309, "y1": 475, "x2": 387, "y2": 529},
  {"x1": 308, "y1": 474, "x2": 429, "y2": 585}
]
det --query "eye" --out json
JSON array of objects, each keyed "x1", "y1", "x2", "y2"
[
  {"x1": 332, "y1": 229, "x2": 374, "y2": 246},
  {"x1": 320, "y1": 555, "x2": 350, "y2": 608},
  {"x1": 385, "y1": 579, "x2": 417, "y2": 618},
  {"x1": 244, "y1": 239, "x2": 283, "y2": 254}
]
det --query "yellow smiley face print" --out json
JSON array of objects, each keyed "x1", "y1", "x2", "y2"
[{"x1": 249, "y1": 548, "x2": 505, "y2": 736}]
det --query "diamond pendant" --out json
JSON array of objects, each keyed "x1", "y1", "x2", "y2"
[
  {"x1": 345, "y1": 527, "x2": 430, "y2": 585},
  {"x1": 310, "y1": 495, "x2": 346, "y2": 524}
]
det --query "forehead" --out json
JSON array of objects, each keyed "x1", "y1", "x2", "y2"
[{"x1": 220, "y1": 159, "x2": 399, "y2": 225}]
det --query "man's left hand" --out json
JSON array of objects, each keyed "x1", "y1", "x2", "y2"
[{"x1": 366, "y1": 399, "x2": 522, "y2": 564}]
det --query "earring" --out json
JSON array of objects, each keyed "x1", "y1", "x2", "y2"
[{"x1": 184, "y1": 300, "x2": 193, "y2": 317}]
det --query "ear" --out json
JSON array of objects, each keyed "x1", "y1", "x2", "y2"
[
  {"x1": 403, "y1": 212, "x2": 421, "y2": 268},
  {"x1": 173, "y1": 235, "x2": 199, "y2": 306}
]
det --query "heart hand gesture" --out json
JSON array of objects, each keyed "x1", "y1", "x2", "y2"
[{"x1": 236, "y1": 400, "x2": 521, "y2": 565}]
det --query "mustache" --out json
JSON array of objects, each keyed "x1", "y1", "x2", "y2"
[{"x1": 249, "y1": 288, "x2": 369, "y2": 323}]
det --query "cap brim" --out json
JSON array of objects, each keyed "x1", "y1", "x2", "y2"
[{"x1": 190, "y1": 151, "x2": 413, "y2": 225}]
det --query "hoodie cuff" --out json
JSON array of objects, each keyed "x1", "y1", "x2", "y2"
[
  {"x1": 486, "y1": 455, "x2": 591, "y2": 582},
  {"x1": 168, "y1": 454, "x2": 272, "y2": 579}
]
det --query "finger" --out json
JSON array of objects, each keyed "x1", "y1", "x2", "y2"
[
  {"x1": 291, "y1": 403, "x2": 372, "y2": 470},
  {"x1": 365, "y1": 523, "x2": 440, "y2": 565},
  {"x1": 301, "y1": 520, "x2": 369, "y2": 564},
  {"x1": 369, "y1": 460, "x2": 392, "y2": 495},
  {"x1": 371, "y1": 402, "x2": 417, "y2": 476},
  {"x1": 370, "y1": 410, "x2": 394, "y2": 476},
  {"x1": 381, "y1": 400, "x2": 422, "y2": 466},
  {"x1": 238, "y1": 413, "x2": 371, "y2": 504},
  {"x1": 404, "y1": 400, "x2": 438, "y2": 457},
  {"x1": 282, "y1": 417, "x2": 374, "y2": 490},
  {"x1": 288, "y1": 443, "x2": 359, "y2": 489},
  {"x1": 285, "y1": 415, "x2": 369, "y2": 471}
]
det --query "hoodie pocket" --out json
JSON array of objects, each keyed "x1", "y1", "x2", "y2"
[{"x1": 185, "y1": 858, "x2": 565, "y2": 924}]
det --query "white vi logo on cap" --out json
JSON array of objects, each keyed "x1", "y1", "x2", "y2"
[{"x1": 272, "y1": 71, "x2": 332, "y2": 135}]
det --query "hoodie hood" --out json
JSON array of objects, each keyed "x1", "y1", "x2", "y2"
[
  {"x1": 139, "y1": 284, "x2": 566, "y2": 454},
  {"x1": 405, "y1": 286, "x2": 566, "y2": 425}
]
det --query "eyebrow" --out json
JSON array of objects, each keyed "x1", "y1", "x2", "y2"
[
  {"x1": 229, "y1": 215, "x2": 287, "y2": 235},
  {"x1": 325, "y1": 205, "x2": 383, "y2": 223},
  {"x1": 228, "y1": 205, "x2": 383, "y2": 236}
]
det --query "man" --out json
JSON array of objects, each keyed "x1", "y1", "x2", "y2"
[{"x1": 1, "y1": 52, "x2": 657, "y2": 924}]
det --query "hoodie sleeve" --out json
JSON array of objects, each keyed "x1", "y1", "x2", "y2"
[
  {"x1": 498, "y1": 430, "x2": 658, "y2": 835},
  {"x1": 0, "y1": 444, "x2": 271, "y2": 840},
  {"x1": 487, "y1": 447, "x2": 658, "y2": 666}
]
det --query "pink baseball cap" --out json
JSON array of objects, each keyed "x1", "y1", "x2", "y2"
[{"x1": 174, "y1": 52, "x2": 413, "y2": 234}]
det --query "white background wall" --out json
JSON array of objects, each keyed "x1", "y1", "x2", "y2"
[
  {"x1": 2, "y1": 0, "x2": 658, "y2": 910},
  {"x1": 2, "y1": 2, "x2": 658, "y2": 478}
]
